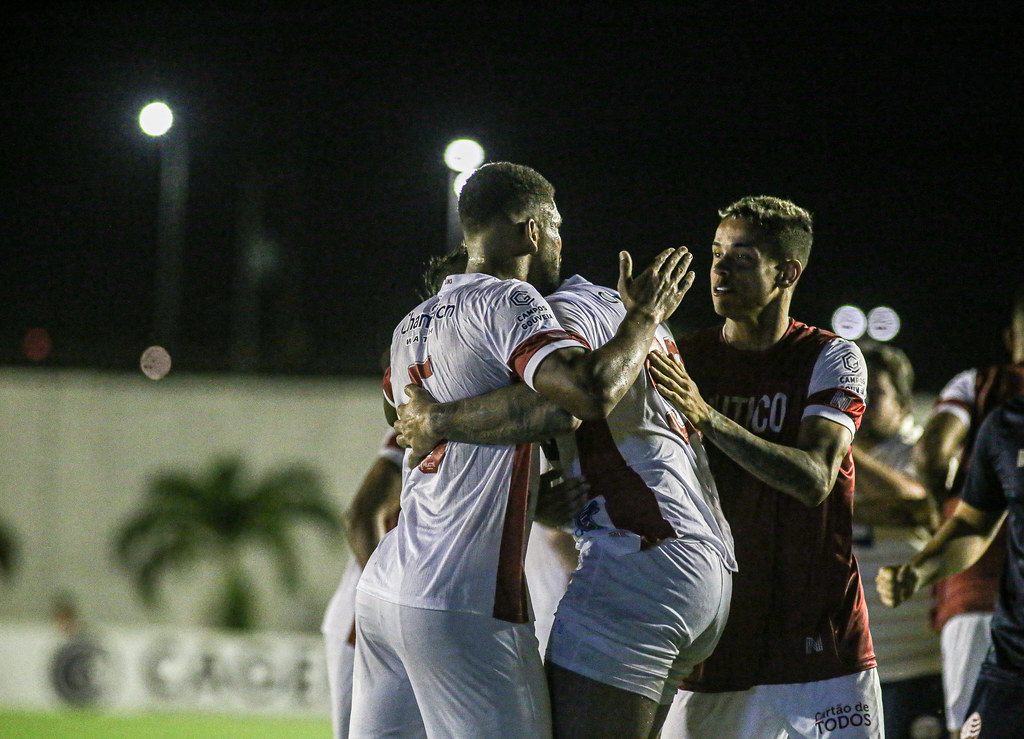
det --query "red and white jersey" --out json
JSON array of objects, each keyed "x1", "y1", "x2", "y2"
[
  {"x1": 676, "y1": 320, "x2": 873, "y2": 692},
  {"x1": 358, "y1": 273, "x2": 587, "y2": 623},
  {"x1": 546, "y1": 275, "x2": 736, "y2": 569}
]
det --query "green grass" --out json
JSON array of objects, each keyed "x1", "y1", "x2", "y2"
[{"x1": 0, "y1": 709, "x2": 330, "y2": 738}]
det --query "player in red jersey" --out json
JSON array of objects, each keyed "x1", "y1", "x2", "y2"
[
  {"x1": 649, "y1": 196, "x2": 881, "y2": 738},
  {"x1": 911, "y1": 285, "x2": 1024, "y2": 738}
]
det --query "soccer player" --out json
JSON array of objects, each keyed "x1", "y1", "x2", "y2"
[
  {"x1": 850, "y1": 342, "x2": 944, "y2": 738},
  {"x1": 396, "y1": 271, "x2": 736, "y2": 738},
  {"x1": 877, "y1": 394, "x2": 1024, "y2": 739},
  {"x1": 349, "y1": 162, "x2": 693, "y2": 738},
  {"x1": 650, "y1": 196, "x2": 881, "y2": 738},
  {"x1": 321, "y1": 429, "x2": 402, "y2": 739},
  {"x1": 912, "y1": 285, "x2": 1024, "y2": 738},
  {"x1": 322, "y1": 244, "x2": 576, "y2": 738}
]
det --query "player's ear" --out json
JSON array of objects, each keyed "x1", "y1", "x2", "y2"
[
  {"x1": 512, "y1": 219, "x2": 540, "y2": 256},
  {"x1": 775, "y1": 260, "x2": 802, "y2": 288}
]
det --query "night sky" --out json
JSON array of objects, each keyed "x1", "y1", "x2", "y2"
[{"x1": 4, "y1": 5, "x2": 1021, "y2": 392}]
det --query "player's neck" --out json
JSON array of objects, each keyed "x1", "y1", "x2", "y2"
[
  {"x1": 722, "y1": 300, "x2": 791, "y2": 351},
  {"x1": 465, "y1": 254, "x2": 530, "y2": 282}
]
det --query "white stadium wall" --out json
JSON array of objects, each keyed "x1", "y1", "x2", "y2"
[{"x1": 0, "y1": 367, "x2": 389, "y2": 633}]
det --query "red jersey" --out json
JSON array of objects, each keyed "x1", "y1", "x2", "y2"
[
  {"x1": 678, "y1": 320, "x2": 875, "y2": 692},
  {"x1": 930, "y1": 361, "x2": 1024, "y2": 630}
]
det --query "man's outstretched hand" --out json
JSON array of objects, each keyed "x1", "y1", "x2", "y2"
[
  {"x1": 617, "y1": 247, "x2": 695, "y2": 325},
  {"x1": 395, "y1": 385, "x2": 444, "y2": 468}
]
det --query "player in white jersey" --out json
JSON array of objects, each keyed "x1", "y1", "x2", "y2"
[
  {"x1": 393, "y1": 267, "x2": 732, "y2": 739},
  {"x1": 321, "y1": 430, "x2": 403, "y2": 739},
  {"x1": 350, "y1": 162, "x2": 694, "y2": 738}
]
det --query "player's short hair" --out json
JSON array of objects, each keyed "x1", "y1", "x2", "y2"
[
  {"x1": 458, "y1": 162, "x2": 556, "y2": 235},
  {"x1": 859, "y1": 341, "x2": 915, "y2": 409},
  {"x1": 420, "y1": 242, "x2": 469, "y2": 299},
  {"x1": 718, "y1": 195, "x2": 813, "y2": 267}
]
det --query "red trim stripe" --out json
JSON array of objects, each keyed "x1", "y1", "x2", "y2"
[
  {"x1": 492, "y1": 444, "x2": 533, "y2": 623},
  {"x1": 575, "y1": 420, "x2": 676, "y2": 548},
  {"x1": 507, "y1": 330, "x2": 589, "y2": 380}
]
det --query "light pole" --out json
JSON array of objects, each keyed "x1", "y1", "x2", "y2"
[
  {"x1": 443, "y1": 139, "x2": 484, "y2": 252},
  {"x1": 139, "y1": 102, "x2": 188, "y2": 354}
]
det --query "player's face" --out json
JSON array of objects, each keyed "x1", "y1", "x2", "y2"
[
  {"x1": 862, "y1": 369, "x2": 903, "y2": 439},
  {"x1": 710, "y1": 218, "x2": 782, "y2": 319},
  {"x1": 529, "y1": 201, "x2": 563, "y2": 294}
]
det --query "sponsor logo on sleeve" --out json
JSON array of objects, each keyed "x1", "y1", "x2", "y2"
[
  {"x1": 510, "y1": 290, "x2": 534, "y2": 306},
  {"x1": 596, "y1": 290, "x2": 621, "y2": 304},
  {"x1": 840, "y1": 352, "x2": 862, "y2": 373},
  {"x1": 515, "y1": 304, "x2": 555, "y2": 330}
]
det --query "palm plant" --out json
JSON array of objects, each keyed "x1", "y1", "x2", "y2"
[
  {"x1": 114, "y1": 456, "x2": 342, "y2": 630},
  {"x1": 0, "y1": 517, "x2": 17, "y2": 581}
]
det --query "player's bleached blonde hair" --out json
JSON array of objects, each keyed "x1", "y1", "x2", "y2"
[{"x1": 719, "y1": 195, "x2": 814, "y2": 267}]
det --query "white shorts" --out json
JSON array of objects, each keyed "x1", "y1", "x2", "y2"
[
  {"x1": 524, "y1": 524, "x2": 574, "y2": 657},
  {"x1": 322, "y1": 559, "x2": 362, "y2": 739},
  {"x1": 940, "y1": 611, "x2": 993, "y2": 731},
  {"x1": 323, "y1": 633, "x2": 355, "y2": 739},
  {"x1": 546, "y1": 533, "x2": 732, "y2": 705},
  {"x1": 661, "y1": 669, "x2": 884, "y2": 738},
  {"x1": 349, "y1": 591, "x2": 552, "y2": 738}
]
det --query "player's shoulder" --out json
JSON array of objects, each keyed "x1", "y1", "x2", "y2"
[
  {"x1": 786, "y1": 319, "x2": 845, "y2": 348},
  {"x1": 446, "y1": 274, "x2": 546, "y2": 311},
  {"x1": 549, "y1": 275, "x2": 620, "y2": 304}
]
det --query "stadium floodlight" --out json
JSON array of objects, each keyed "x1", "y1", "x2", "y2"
[
  {"x1": 867, "y1": 306, "x2": 901, "y2": 342},
  {"x1": 453, "y1": 169, "x2": 475, "y2": 196},
  {"x1": 139, "y1": 102, "x2": 174, "y2": 137},
  {"x1": 444, "y1": 139, "x2": 485, "y2": 173},
  {"x1": 831, "y1": 305, "x2": 867, "y2": 341}
]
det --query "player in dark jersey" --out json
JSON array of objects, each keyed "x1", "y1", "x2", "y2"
[
  {"x1": 913, "y1": 285, "x2": 1024, "y2": 738},
  {"x1": 650, "y1": 196, "x2": 881, "y2": 738},
  {"x1": 877, "y1": 395, "x2": 1024, "y2": 739}
]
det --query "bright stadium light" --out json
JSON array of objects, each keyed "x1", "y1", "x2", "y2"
[
  {"x1": 139, "y1": 102, "x2": 174, "y2": 137},
  {"x1": 831, "y1": 305, "x2": 867, "y2": 340},
  {"x1": 444, "y1": 139, "x2": 485, "y2": 173},
  {"x1": 453, "y1": 169, "x2": 475, "y2": 196},
  {"x1": 867, "y1": 306, "x2": 901, "y2": 341}
]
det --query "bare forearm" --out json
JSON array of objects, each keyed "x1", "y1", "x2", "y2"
[
  {"x1": 343, "y1": 511, "x2": 379, "y2": 568},
  {"x1": 701, "y1": 408, "x2": 837, "y2": 506},
  {"x1": 914, "y1": 413, "x2": 966, "y2": 506},
  {"x1": 908, "y1": 515, "x2": 998, "y2": 590},
  {"x1": 853, "y1": 448, "x2": 937, "y2": 528},
  {"x1": 535, "y1": 309, "x2": 660, "y2": 420},
  {"x1": 432, "y1": 384, "x2": 580, "y2": 445}
]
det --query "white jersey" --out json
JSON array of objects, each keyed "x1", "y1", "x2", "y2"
[
  {"x1": 546, "y1": 275, "x2": 736, "y2": 571},
  {"x1": 358, "y1": 273, "x2": 586, "y2": 622},
  {"x1": 933, "y1": 368, "x2": 977, "y2": 429}
]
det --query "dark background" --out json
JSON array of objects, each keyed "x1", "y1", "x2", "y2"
[{"x1": 4, "y1": 4, "x2": 1021, "y2": 392}]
